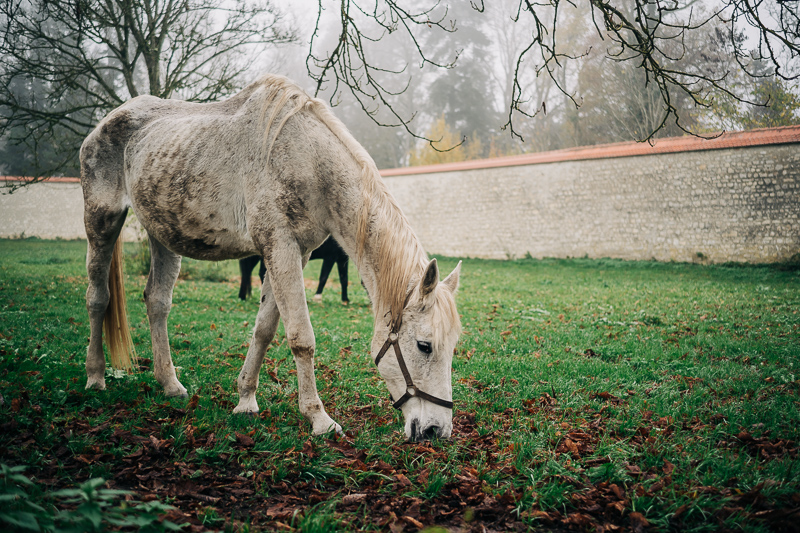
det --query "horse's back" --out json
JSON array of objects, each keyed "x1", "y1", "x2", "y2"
[
  {"x1": 81, "y1": 95, "x2": 208, "y2": 200},
  {"x1": 83, "y1": 90, "x2": 268, "y2": 260},
  {"x1": 81, "y1": 75, "x2": 359, "y2": 263}
]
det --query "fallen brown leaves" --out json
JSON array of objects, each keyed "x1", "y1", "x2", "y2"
[
  {"x1": 726, "y1": 430, "x2": 799, "y2": 460},
  {"x1": 2, "y1": 395, "x2": 800, "y2": 532}
]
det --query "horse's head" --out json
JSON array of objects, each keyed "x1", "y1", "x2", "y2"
[{"x1": 373, "y1": 259, "x2": 461, "y2": 442}]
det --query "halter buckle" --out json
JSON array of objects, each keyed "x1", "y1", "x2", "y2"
[
  {"x1": 388, "y1": 332, "x2": 398, "y2": 342},
  {"x1": 407, "y1": 386, "x2": 417, "y2": 397}
]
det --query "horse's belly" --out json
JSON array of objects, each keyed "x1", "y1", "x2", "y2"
[
  {"x1": 124, "y1": 113, "x2": 265, "y2": 261},
  {"x1": 146, "y1": 216, "x2": 256, "y2": 261},
  {"x1": 129, "y1": 174, "x2": 256, "y2": 261}
]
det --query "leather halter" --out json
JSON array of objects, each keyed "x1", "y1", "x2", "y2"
[{"x1": 373, "y1": 295, "x2": 454, "y2": 411}]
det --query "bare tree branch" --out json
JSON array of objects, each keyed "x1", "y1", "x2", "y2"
[
  {"x1": 501, "y1": 0, "x2": 800, "y2": 142},
  {"x1": 0, "y1": 0, "x2": 295, "y2": 186},
  {"x1": 306, "y1": 0, "x2": 464, "y2": 152}
]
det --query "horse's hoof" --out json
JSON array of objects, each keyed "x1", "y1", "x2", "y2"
[
  {"x1": 233, "y1": 396, "x2": 260, "y2": 415},
  {"x1": 312, "y1": 294, "x2": 322, "y2": 303},
  {"x1": 85, "y1": 380, "x2": 106, "y2": 391},
  {"x1": 312, "y1": 418, "x2": 342, "y2": 436}
]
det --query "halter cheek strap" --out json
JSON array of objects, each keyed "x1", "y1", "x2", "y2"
[{"x1": 373, "y1": 303, "x2": 454, "y2": 411}]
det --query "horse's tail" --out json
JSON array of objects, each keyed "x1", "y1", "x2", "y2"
[{"x1": 103, "y1": 238, "x2": 138, "y2": 372}]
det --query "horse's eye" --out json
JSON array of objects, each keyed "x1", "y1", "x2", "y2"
[{"x1": 417, "y1": 341, "x2": 432, "y2": 354}]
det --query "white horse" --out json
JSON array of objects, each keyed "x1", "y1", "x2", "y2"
[{"x1": 80, "y1": 74, "x2": 461, "y2": 441}]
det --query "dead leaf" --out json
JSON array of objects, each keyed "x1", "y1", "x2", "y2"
[
  {"x1": 624, "y1": 463, "x2": 643, "y2": 476},
  {"x1": 301, "y1": 439, "x2": 316, "y2": 458},
  {"x1": 235, "y1": 432, "x2": 255, "y2": 447},
  {"x1": 629, "y1": 511, "x2": 649, "y2": 533},
  {"x1": 342, "y1": 493, "x2": 368, "y2": 506},
  {"x1": 187, "y1": 394, "x2": 199, "y2": 410},
  {"x1": 522, "y1": 509, "x2": 555, "y2": 522},
  {"x1": 265, "y1": 504, "x2": 297, "y2": 520},
  {"x1": 564, "y1": 512, "x2": 594, "y2": 528},
  {"x1": 593, "y1": 391, "x2": 621, "y2": 403},
  {"x1": 564, "y1": 438, "x2": 579, "y2": 456},
  {"x1": 402, "y1": 515, "x2": 424, "y2": 529},
  {"x1": 672, "y1": 504, "x2": 689, "y2": 520},
  {"x1": 648, "y1": 479, "x2": 665, "y2": 494}
]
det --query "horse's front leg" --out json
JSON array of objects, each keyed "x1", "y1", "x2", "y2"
[
  {"x1": 234, "y1": 283, "x2": 280, "y2": 414},
  {"x1": 267, "y1": 244, "x2": 341, "y2": 435},
  {"x1": 144, "y1": 237, "x2": 187, "y2": 398}
]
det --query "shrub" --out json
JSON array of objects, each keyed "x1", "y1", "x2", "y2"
[{"x1": 0, "y1": 464, "x2": 183, "y2": 532}]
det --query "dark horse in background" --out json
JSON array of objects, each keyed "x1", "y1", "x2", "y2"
[{"x1": 239, "y1": 237, "x2": 350, "y2": 303}]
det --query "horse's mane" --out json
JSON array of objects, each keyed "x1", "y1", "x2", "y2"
[{"x1": 255, "y1": 74, "x2": 458, "y2": 338}]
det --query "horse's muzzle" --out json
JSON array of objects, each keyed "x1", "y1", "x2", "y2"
[{"x1": 409, "y1": 419, "x2": 445, "y2": 442}]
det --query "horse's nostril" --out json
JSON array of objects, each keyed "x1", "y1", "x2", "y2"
[
  {"x1": 410, "y1": 420, "x2": 419, "y2": 440},
  {"x1": 422, "y1": 425, "x2": 441, "y2": 441}
]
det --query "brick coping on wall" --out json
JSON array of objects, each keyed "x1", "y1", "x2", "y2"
[
  {"x1": 0, "y1": 175, "x2": 81, "y2": 183},
  {"x1": 3, "y1": 124, "x2": 799, "y2": 183},
  {"x1": 381, "y1": 124, "x2": 800, "y2": 177}
]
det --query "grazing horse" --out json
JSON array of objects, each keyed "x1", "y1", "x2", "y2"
[
  {"x1": 239, "y1": 237, "x2": 350, "y2": 303},
  {"x1": 80, "y1": 74, "x2": 461, "y2": 441}
]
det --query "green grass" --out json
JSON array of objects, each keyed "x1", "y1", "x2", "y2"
[{"x1": 1, "y1": 238, "x2": 799, "y2": 531}]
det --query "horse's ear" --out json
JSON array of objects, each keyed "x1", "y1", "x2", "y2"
[
  {"x1": 442, "y1": 261, "x2": 461, "y2": 294},
  {"x1": 420, "y1": 258, "x2": 439, "y2": 300}
]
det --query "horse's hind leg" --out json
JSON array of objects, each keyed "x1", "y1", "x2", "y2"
[
  {"x1": 85, "y1": 207, "x2": 128, "y2": 390},
  {"x1": 234, "y1": 283, "x2": 281, "y2": 414},
  {"x1": 144, "y1": 236, "x2": 187, "y2": 397}
]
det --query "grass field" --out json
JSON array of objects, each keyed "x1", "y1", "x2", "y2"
[{"x1": 1, "y1": 238, "x2": 799, "y2": 532}]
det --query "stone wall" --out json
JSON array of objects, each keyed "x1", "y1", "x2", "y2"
[
  {"x1": 384, "y1": 143, "x2": 800, "y2": 263},
  {"x1": 0, "y1": 179, "x2": 86, "y2": 240},
  {"x1": 0, "y1": 179, "x2": 143, "y2": 242},
  {"x1": 2, "y1": 129, "x2": 798, "y2": 263}
]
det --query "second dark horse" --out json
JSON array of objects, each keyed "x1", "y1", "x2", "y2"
[{"x1": 239, "y1": 237, "x2": 349, "y2": 303}]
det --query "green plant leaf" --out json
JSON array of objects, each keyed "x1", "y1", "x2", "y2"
[
  {"x1": 50, "y1": 488, "x2": 83, "y2": 499},
  {"x1": 0, "y1": 511, "x2": 41, "y2": 532},
  {"x1": 9, "y1": 474, "x2": 36, "y2": 486},
  {"x1": 76, "y1": 503, "x2": 103, "y2": 530}
]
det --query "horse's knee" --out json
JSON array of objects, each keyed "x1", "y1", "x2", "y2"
[
  {"x1": 291, "y1": 344, "x2": 314, "y2": 359},
  {"x1": 86, "y1": 287, "x2": 109, "y2": 317},
  {"x1": 288, "y1": 332, "x2": 315, "y2": 359},
  {"x1": 145, "y1": 294, "x2": 171, "y2": 320},
  {"x1": 253, "y1": 317, "x2": 277, "y2": 340}
]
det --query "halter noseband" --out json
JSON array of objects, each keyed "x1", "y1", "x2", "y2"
[{"x1": 373, "y1": 296, "x2": 454, "y2": 411}]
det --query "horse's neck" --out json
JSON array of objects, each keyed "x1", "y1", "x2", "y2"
[
  {"x1": 332, "y1": 187, "x2": 426, "y2": 326},
  {"x1": 299, "y1": 109, "x2": 425, "y2": 322}
]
